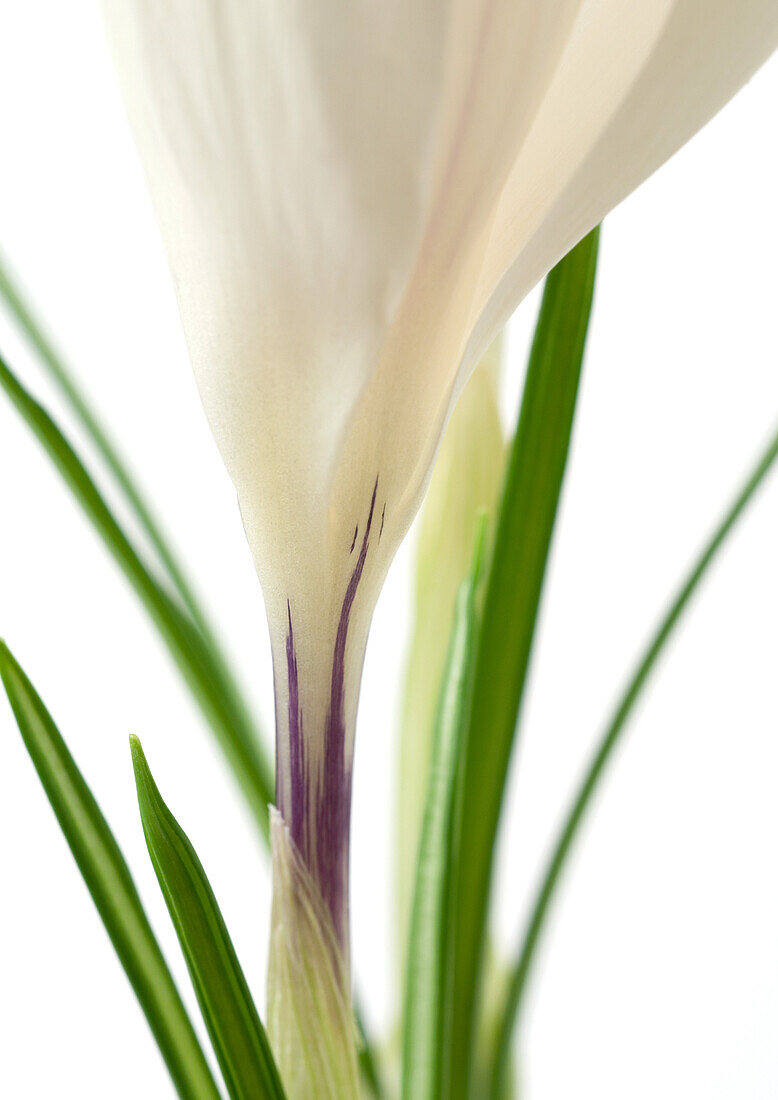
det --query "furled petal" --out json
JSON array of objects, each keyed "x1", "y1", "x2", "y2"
[
  {"x1": 328, "y1": 0, "x2": 587, "y2": 559},
  {"x1": 101, "y1": 0, "x2": 445, "y2": 601},
  {"x1": 336, "y1": 0, "x2": 778, "y2": 560},
  {"x1": 101, "y1": 0, "x2": 587, "y2": 600},
  {"x1": 466, "y1": 0, "x2": 778, "y2": 367}
]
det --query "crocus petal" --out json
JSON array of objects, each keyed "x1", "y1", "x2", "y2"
[
  {"x1": 338, "y1": 0, "x2": 778, "y2": 561},
  {"x1": 100, "y1": 0, "x2": 446, "y2": 600},
  {"x1": 469, "y1": 0, "x2": 778, "y2": 395},
  {"x1": 329, "y1": 0, "x2": 587, "y2": 560}
]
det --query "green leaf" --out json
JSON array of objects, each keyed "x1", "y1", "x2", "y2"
[
  {"x1": 356, "y1": 1009, "x2": 386, "y2": 1099},
  {"x1": 446, "y1": 229, "x2": 600, "y2": 1099},
  {"x1": 0, "y1": 349, "x2": 273, "y2": 838},
  {"x1": 0, "y1": 256, "x2": 265, "y2": 800},
  {"x1": 487, "y1": 419, "x2": 778, "y2": 1098},
  {"x1": 401, "y1": 521, "x2": 487, "y2": 1100},
  {"x1": 130, "y1": 737, "x2": 286, "y2": 1100},
  {"x1": 0, "y1": 255, "x2": 213, "y2": 639},
  {"x1": 0, "y1": 641, "x2": 221, "y2": 1100}
]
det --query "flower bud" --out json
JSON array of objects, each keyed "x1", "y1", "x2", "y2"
[{"x1": 396, "y1": 338, "x2": 505, "y2": 972}]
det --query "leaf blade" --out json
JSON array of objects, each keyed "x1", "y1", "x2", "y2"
[
  {"x1": 0, "y1": 254, "x2": 211, "y2": 637},
  {"x1": 0, "y1": 641, "x2": 221, "y2": 1100},
  {"x1": 356, "y1": 1009, "x2": 386, "y2": 1098},
  {"x1": 401, "y1": 521, "x2": 486, "y2": 1100},
  {"x1": 130, "y1": 736, "x2": 286, "y2": 1100},
  {"x1": 0, "y1": 349, "x2": 273, "y2": 837},
  {"x1": 487, "y1": 418, "x2": 778, "y2": 1097},
  {"x1": 447, "y1": 229, "x2": 600, "y2": 1098}
]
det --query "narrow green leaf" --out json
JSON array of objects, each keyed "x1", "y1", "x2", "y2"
[
  {"x1": 0, "y1": 641, "x2": 221, "y2": 1100},
  {"x1": 356, "y1": 1009, "x2": 386, "y2": 1099},
  {"x1": 0, "y1": 256, "x2": 206, "y2": 634},
  {"x1": 130, "y1": 737, "x2": 286, "y2": 1100},
  {"x1": 487, "y1": 419, "x2": 778, "y2": 1098},
  {"x1": 0, "y1": 257, "x2": 266, "y2": 786},
  {"x1": 0, "y1": 349, "x2": 273, "y2": 838},
  {"x1": 402, "y1": 521, "x2": 486, "y2": 1100},
  {"x1": 447, "y1": 229, "x2": 600, "y2": 1099}
]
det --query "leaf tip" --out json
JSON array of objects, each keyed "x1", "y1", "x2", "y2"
[
  {"x1": 0, "y1": 638, "x2": 22, "y2": 698},
  {"x1": 129, "y1": 733, "x2": 147, "y2": 782},
  {"x1": 129, "y1": 734, "x2": 159, "y2": 823}
]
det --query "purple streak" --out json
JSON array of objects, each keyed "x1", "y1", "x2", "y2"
[
  {"x1": 283, "y1": 599, "x2": 307, "y2": 855},
  {"x1": 280, "y1": 478, "x2": 381, "y2": 956}
]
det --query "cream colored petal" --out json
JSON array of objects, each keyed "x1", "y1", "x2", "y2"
[
  {"x1": 467, "y1": 0, "x2": 778, "y2": 368},
  {"x1": 422, "y1": 0, "x2": 587, "y2": 276},
  {"x1": 338, "y1": 0, "x2": 777, "y2": 573},
  {"x1": 329, "y1": 0, "x2": 586, "y2": 564},
  {"x1": 100, "y1": 0, "x2": 448, "y2": 590}
]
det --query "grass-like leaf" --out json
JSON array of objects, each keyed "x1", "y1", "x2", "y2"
[
  {"x1": 0, "y1": 257, "x2": 265, "y2": 795},
  {"x1": 0, "y1": 640, "x2": 221, "y2": 1100},
  {"x1": 0, "y1": 257, "x2": 212, "y2": 638},
  {"x1": 357, "y1": 1013, "x2": 386, "y2": 1099},
  {"x1": 446, "y1": 229, "x2": 600, "y2": 1099},
  {"x1": 487, "y1": 418, "x2": 778, "y2": 1097},
  {"x1": 130, "y1": 737, "x2": 286, "y2": 1100},
  {"x1": 401, "y1": 522, "x2": 486, "y2": 1100},
  {"x1": 0, "y1": 349, "x2": 273, "y2": 838}
]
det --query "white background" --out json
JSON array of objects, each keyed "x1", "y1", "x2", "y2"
[{"x1": 1, "y1": 5, "x2": 777, "y2": 1098}]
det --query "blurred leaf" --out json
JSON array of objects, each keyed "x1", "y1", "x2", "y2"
[
  {"x1": 0, "y1": 255, "x2": 208, "y2": 633},
  {"x1": 487, "y1": 418, "x2": 778, "y2": 1098},
  {"x1": 0, "y1": 640, "x2": 221, "y2": 1100},
  {"x1": 356, "y1": 1011, "x2": 385, "y2": 1099},
  {"x1": 131, "y1": 737, "x2": 286, "y2": 1100},
  {"x1": 0, "y1": 349, "x2": 273, "y2": 838},
  {"x1": 401, "y1": 522, "x2": 486, "y2": 1100},
  {"x1": 397, "y1": 343, "x2": 505, "y2": 975},
  {"x1": 0, "y1": 255, "x2": 264, "y2": 781},
  {"x1": 446, "y1": 229, "x2": 600, "y2": 1099}
]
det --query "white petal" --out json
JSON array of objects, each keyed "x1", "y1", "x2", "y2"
[
  {"x1": 100, "y1": 0, "x2": 448, "y2": 593},
  {"x1": 468, "y1": 0, "x2": 778, "y2": 369},
  {"x1": 337, "y1": 0, "x2": 777, "y2": 566},
  {"x1": 328, "y1": 0, "x2": 586, "y2": 556}
]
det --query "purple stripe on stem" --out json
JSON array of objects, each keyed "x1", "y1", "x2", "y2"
[{"x1": 280, "y1": 478, "x2": 381, "y2": 957}]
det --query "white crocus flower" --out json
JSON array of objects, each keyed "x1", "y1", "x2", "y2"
[{"x1": 102, "y1": 0, "x2": 777, "y2": 1002}]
